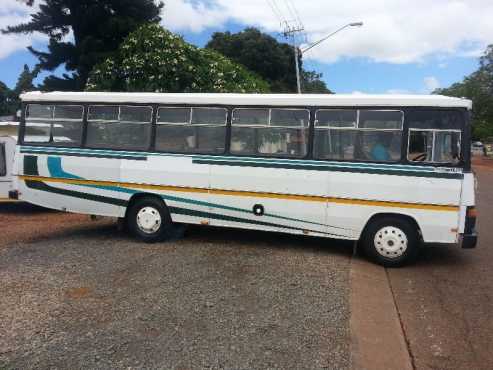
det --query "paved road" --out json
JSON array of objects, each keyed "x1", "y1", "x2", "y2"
[
  {"x1": 0, "y1": 212, "x2": 352, "y2": 370},
  {"x1": 388, "y1": 165, "x2": 493, "y2": 370}
]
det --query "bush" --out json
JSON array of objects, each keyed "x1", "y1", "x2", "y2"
[{"x1": 87, "y1": 24, "x2": 269, "y2": 93}]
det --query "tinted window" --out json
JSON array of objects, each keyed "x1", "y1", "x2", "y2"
[
  {"x1": 359, "y1": 110, "x2": 403, "y2": 129},
  {"x1": 155, "y1": 107, "x2": 226, "y2": 154},
  {"x1": 231, "y1": 108, "x2": 309, "y2": 158},
  {"x1": 86, "y1": 105, "x2": 152, "y2": 150},
  {"x1": 314, "y1": 109, "x2": 402, "y2": 162},
  {"x1": 0, "y1": 143, "x2": 6, "y2": 177},
  {"x1": 232, "y1": 109, "x2": 269, "y2": 125},
  {"x1": 407, "y1": 110, "x2": 464, "y2": 130},
  {"x1": 158, "y1": 108, "x2": 190, "y2": 124},
  {"x1": 316, "y1": 110, "x2": 357, "y2": 128},
  {"x1": 24, "y1": 104, "x2": 83, "y2": 145}
]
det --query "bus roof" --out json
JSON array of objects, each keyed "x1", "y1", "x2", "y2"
[{"x1": 21, "y1": 91, "x2": 473, "y2": 109}]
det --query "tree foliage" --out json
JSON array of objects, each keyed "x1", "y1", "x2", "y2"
[
  {"x1": 87, "y1": 24, "x2": 269, "y2": 93},
  {"x1": 0, "y1": 65, "x2": 40, "y2": 117},
  {"x1": 2, "y1": 0, "x2": 163, "y2": 91},
  {"x1": 0, "y1": 82, "x2": 13, "y2": 116},
  {"x1": 435, "y1": 45, "x2": 493, "y2": 139},
  {"x1": 206, "y1": 28, "x2": 332, "y2": 94}
]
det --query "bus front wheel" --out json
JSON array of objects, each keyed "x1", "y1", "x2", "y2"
[
  {"x1": 362, "y1": 217, "x2": 420, "y2": 267},
  {"x1": 127, "y1": 196, "x2": 178, "y2": 243}
]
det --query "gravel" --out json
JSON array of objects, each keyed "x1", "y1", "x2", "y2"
[{"x1": 0, "y1": 210, "x2": 352, "y2": 370}]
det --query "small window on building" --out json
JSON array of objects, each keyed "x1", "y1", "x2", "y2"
[
  {"x1": 86, "y1": 105, "x2": 152, "y2": 150},
  {"x1": 314, "y1": 109, "x2": 403, "y2": 162},
  {"x1": 24, "y1": 104, "x2": 83, "y2": 145},
  {"x1": 231, "y1": 108, "x2": 309, "y2": 158},
  {"x1": 155, "y1": 107, "x2": 227, "y2": 154},
  {"x1": 0, "y1": 143, "x2": 6, "y2": 177}
]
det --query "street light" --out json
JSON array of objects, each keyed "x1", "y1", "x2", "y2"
[{"x1": 295, "y1": 21, "x2": 363, "y2": 93}]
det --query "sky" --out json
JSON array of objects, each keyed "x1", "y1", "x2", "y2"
[{"x1": 0, "y1": 0, "x2": 491, "y2": 94}]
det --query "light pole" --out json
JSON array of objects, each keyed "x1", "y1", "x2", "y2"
[{"x1": 295, "y1": 21, "x2": 363, "y2": 94}]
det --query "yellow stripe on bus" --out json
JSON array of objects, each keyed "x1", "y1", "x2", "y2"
[{"x1": 18, "y1": 175, "x2": 459, "y2": 212}]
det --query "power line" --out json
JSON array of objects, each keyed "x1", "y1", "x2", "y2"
[{"x1": 266, "y1": 0, "x2": 285, "y2": 26}]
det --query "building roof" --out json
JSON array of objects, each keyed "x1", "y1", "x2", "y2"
[{"x1": 21, "y1": 91, "x2": 473, "y2": 109}]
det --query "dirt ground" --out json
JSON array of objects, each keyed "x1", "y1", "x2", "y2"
[
  {"x1": 387, "y1": 161, "x2": 493, "y2": 370},
  {"x1": 0, "y1": 205, "x2": 352, "y2": 370}
]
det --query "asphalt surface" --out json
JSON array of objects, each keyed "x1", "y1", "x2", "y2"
[
  {"x1": 388, "y1": 164, "x2": 493, "y2": 370},
  {"x1": 0, "y1": 214, "x2": 352, "y2": 370}
]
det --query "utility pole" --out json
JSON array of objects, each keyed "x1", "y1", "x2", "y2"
[{"x1": 282, "y1": 22, "x2": 304, "y2": 94}]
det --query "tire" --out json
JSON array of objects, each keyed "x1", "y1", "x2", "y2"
[
  {"x1": 362, "y1": 217, "x2": 420, "y2": 267},
  {"x1": 126, "y1": 196, "x2": 184, "y2": 243}
]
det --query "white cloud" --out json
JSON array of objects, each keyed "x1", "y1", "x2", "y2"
[
  {"x1": 161, "y1": 0, "x2": 493, "y2": 64},
  {"x1": 0, "y1": 0, "x2": 45, "y2": 60},
  {"x1": 424, "y1": 76, "x2": 440, "y2": 92}
]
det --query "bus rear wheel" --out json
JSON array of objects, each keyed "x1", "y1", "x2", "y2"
[
  {"x1": 127, "y1": 197, "x2": 177, "y2": 243},
  {"x1": 362, "y1": 217, "x2": 420, "y2": 267}
]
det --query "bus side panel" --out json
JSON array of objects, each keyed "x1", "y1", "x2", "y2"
[
  {"x1": 208, "y1": 164, "x2": 334, "y2": 237},
  {"x1": 327, "y1": 171, "x2": 462, "y2": 244},
  {"x1": 0, "y1": 137, "x2": 16, "y2": 200},
  {"x1": 120, "y1": 155, "x2": 211, "y2": 225},
  {"x1": 17, "y1": 152, "x2": 126, "y2": 217}
]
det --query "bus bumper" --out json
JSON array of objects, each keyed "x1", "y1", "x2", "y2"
[{"x1": 460, "y1": 233, "x2": 478, "y2": 249}]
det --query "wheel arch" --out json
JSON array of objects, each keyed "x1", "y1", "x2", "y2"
[
  {"x1": 359, "y1": 212, "x2": 423, "y2": 243},
  {"x1": 125, "y1": 192, "x2": 168, "y2": 219}
]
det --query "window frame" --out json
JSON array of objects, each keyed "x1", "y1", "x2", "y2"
[
  {"x1": 407, "y1": 128, "x2": 462, "y2": 165},
  {"x1": 155, "y1": 105, "x2": 228, "y2": 155},
  {"x1": 87, "y1": 105, "x2": 153, "y2": 124},
  {"x1": 230, "y1": 107, "x2": 311, "y2": 159},
  {"x1": 313, "y1": 108, "x2": 404, "y2": 163},
  {"x1": 84, "y1": 104, "x2": 154, "y2": 151},
  {"x1": 23, "y1": 103, "x2": 85, "y2": 146}
]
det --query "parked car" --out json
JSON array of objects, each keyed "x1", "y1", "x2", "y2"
[{"x1": 471, "y1": 141, "x2": 485, "y2": 156}]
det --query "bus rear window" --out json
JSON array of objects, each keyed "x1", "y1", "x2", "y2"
[{"x1": 0, "y1": 143, "x2": 6, "y2": 177}]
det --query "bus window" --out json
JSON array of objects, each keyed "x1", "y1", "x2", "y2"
[
  {"x1": 408, "y1": 130, "x2": 461, "y2": 164},
  {"x1": 231, "y1": 108, "x2": 309, "y2": 158},
  {"x1": 87, "y1": 105, "x2": 152, "y2": 150},
  {"x1": 0, "y1": 143, "x2": 6, "y2": 177},
  {"x1": 156, "y1": 107, "x2": 227, "y2": 154},
  {"x1": 314, "y1": 109, "x2": 402, "y2": 162},
  {"x1": 407, "y1": 110, "x2": 463, "y2": 164},
  {"x1": 24, "y1": 104, "x2": 83, "y2": 145}
]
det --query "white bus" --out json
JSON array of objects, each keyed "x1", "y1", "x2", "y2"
[
  {"x1": 11, "y1": 92, "x2": 477, "y2": 266},
  {"x1": 0, "y1": 122, "x2": 19, "y2": 202}
]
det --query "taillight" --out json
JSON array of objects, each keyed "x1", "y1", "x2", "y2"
[{"x1": 465, "y1": 206, "x2": 477, "y2": 234}]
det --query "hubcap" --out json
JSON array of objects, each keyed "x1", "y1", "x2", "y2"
[
  {"x1": 136, "y1": 207, "x2": 162, "y2": 234},
  {"x1": 374, "y1": 226, "x2": 408, "y2": 258}
]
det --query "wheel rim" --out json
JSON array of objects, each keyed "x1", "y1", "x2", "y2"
[
  {"x1": 136, "y1": 206, "x2": 162, "y2": 234},
  {"x1": 374, "y1": 226, "x2": 408, "y2": 258}
]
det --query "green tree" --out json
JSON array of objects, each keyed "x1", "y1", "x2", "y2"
[
  {"x1": 435, "y1": 45, "x2": 493, "y2": 139},
  {"x1": 87, "y1": 24, "x2": 269, "y2": 93},
  {"x1": 13, "y1": 64, "x2": 40, "y2": 97},
  {"x1": 206, "y1": 28, "x2": 332, "y2": 93},
  {"x1": 2, "y1": 0, "x2": 163, "y2": 91},
  {"x1": 0, "y1": 82, "x2": 13, "y2": 116}
]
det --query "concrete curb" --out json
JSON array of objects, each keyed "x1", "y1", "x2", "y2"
[{"x1": 350, "y1": 257, "x2": 413, "y2": 370}]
